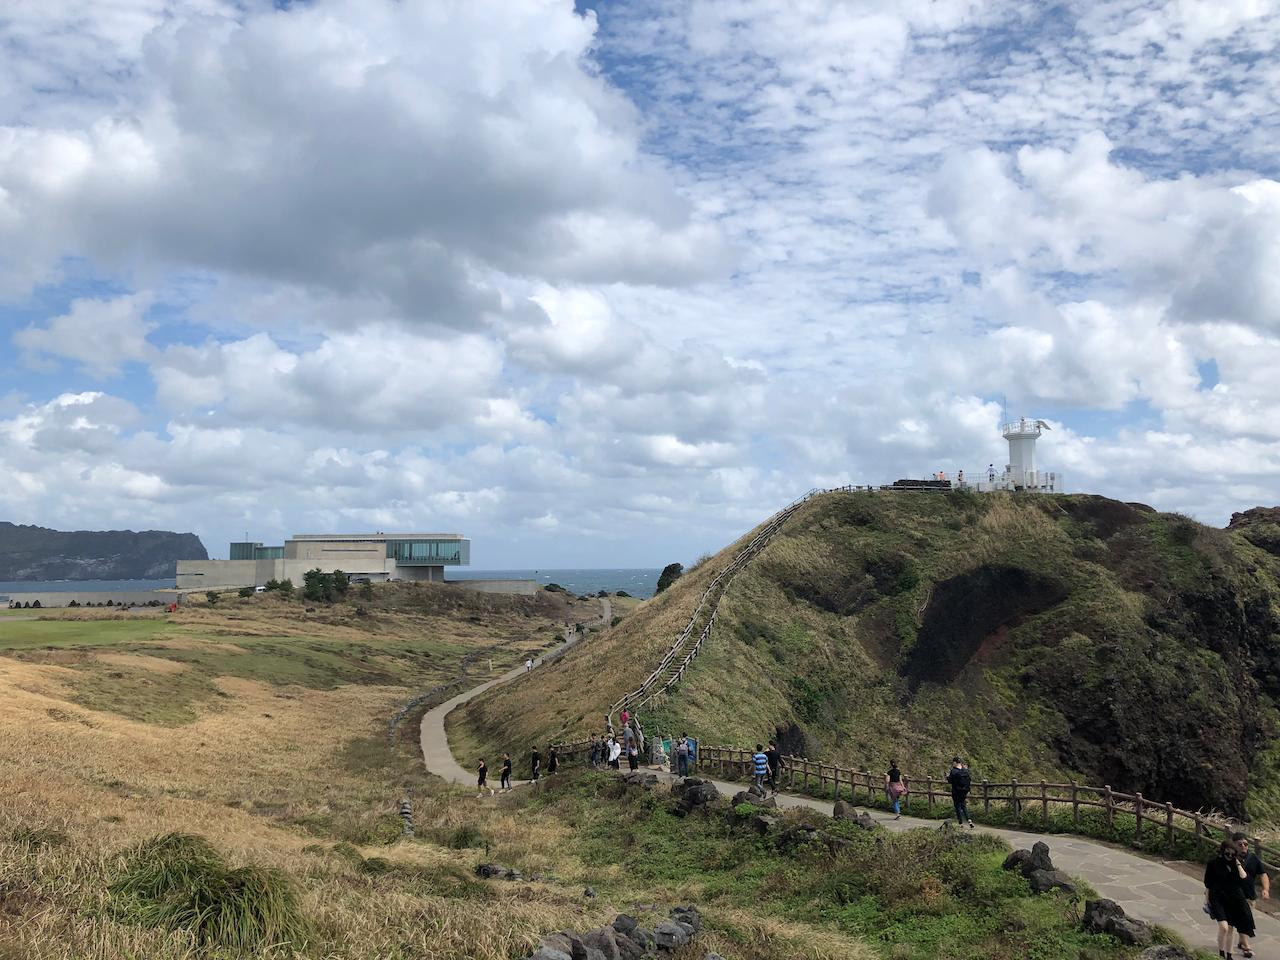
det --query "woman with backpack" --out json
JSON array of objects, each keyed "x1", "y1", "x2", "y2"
[{"x1": 885, "y1": 759, "x2": 906, "y2": 820}]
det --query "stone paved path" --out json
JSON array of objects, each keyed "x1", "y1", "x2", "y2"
[
  {"x1": 420, "y1": 603, "x2": 1273, "y2": 955},
  {"x1": 420, "y1": 597, "x2": 608, "y2": 788}
]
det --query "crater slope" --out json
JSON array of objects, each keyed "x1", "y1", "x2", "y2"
[{"x1": 458, "y1": 491, "x2": 1280, "y2": 819}]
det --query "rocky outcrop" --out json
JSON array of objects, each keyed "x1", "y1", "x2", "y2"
[
  {"x1": 1082, "y1": 898, "x2": 1154, "y2": 946},
  {"x1": 520, "y1": 906, "x2": 710, "y2": 960},
  {"x1": 0, "y1": 521, "x2": 207, "y2": 581},
  {"x1": 1001, "y1": 841, "x2": 1076, "y2": 895},
  {"x1": 831, "y1": 800, "x2": 875, "y2": 830},
  {"x1": 670, "y1": 778, "x2": 720, "y2": 817}
]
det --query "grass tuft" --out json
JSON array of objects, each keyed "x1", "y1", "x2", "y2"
[{"x1": 110, "y1": 832, "x2": 311, "y2": 953}]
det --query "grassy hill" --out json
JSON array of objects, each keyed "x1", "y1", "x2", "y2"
[{"x1": 458, "y1": 492, "x2": 1280, "y2": 821}]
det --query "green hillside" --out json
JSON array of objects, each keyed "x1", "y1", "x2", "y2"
[{"x1": 458, "y1": 492, "x2": 1280, "y2": 821}]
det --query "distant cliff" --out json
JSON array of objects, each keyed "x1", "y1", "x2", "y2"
[{"x1": 0, "y1": 523, "x2": 208, "y2": 581}]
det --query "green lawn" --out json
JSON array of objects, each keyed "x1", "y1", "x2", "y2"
[{"x1": 0, "y1": 618, "x2": 175, "y2": 649}]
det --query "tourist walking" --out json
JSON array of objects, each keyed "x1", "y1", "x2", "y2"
[
  {"x1": 589, "y1": 737, "x2": 601, "y2": 768},
  {"x1": 530, "y1": 746, "x2": 541, "y2": 782},
  {"x1": 627, "y1": 742, "x2": 639, "y2": 771},
  {"x1": 946, "y1": 757, "x2": 974, "y2": 828},
  {"x1": 547, "y1": 745, "x2": 559, "y2": 776},
  {"x1": 607, "y1": 736, "x2": 622, "y2": 770},
  {"x1": 477, "y1": 758, "x2": 490, "y2": 797},
  {"x1": 675, "y1": 734, "x2": 692, "y2": 778},
  {"x1": 1233, "y1": 833, "x2": 1268, "y2": 958},
  {"x1": 885, "y1": 759, "x2": 906, "y2": 819},
  {"x1": 765, "y1": 740, "x2": 782, "y2": 794},
  {"x1": 1205, "y1": 839, "x2": 1254, "y2": 958},
  {"x1": 525, "y1": 658, "x2": 534, "y2": 672},
  {"x1": 620, "y1": 707, "x2": 630, "y2": 728},
  {"x1": 751, "y1": 744, "x2": 770, "y2": 792},
  {"x1": 500, "y1": 753, "x2": 512, "y2": 791}
]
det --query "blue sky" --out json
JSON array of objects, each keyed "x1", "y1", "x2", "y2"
[{"x1": 1, "y1": 0, "x2": 1278, "y2": 566}]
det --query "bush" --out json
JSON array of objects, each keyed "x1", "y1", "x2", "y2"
[
  {"x1": 205, "y1": 591, "x2": 219, "y2": 605},
  {"x1": 655, "y1": 562, "x2": 683, "y2": 594},
  {"x1": 443, "y1": 824, "x2": 487, "y2": 850},
  {"x1": 31, "y1": 599, "x2": 41, "y2": 608},
  {"x1": 238, "y1": 586, "x2": 255, "y2": 598},
  {"x1": 111, "y1": 833, "x2": 309, "y2": 952}
]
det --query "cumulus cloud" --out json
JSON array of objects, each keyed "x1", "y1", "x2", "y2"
[
  {"x1": 0, "y1": 0, "x2": 728, "y2": 315},
  {"x1": 15, "y1": 294, "x2": 155, "y2": 377},
  {"x1": 2, "y1": 1, "x2": 1280, "y2": 563}
]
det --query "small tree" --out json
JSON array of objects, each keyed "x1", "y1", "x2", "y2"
[
  {"x1": 655, "y1": 562, "x2": 683, "y2": 594},
  {"x1": 360, "y1": 581, "x2": 374, "y2": 601},
  {"x1": 328, "y1": 570, "x2": 349, "y2": 601},
  {"x1": 302, "y1": 568, "x2": 327, "y2": 602},
  {"x1": 277, "y1": 578, "x2": 295, "y2": 597}
]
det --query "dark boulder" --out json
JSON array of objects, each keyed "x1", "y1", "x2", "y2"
[
  {"x1": 1083, "y1": 898, "x2": 1153, "y2": 945},
  {"x1": 733, "y1": 790, "x2": 777, "y2": 808},
  {"x1": 1027, "y1": 868, "x2": 1076, "y2": 894},
  {"x1": 653, "y1": 920, "x2": 691, "y2": 950}
]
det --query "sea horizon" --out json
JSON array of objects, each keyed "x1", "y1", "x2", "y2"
[{"x1": 1, "y1": 568, "x2": 663, "y2": 600}]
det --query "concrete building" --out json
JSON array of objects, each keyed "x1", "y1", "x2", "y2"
[{"x1": 176, "y1": 533, "x2": 470, "y2": 590}]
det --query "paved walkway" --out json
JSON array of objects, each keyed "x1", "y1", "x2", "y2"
[
  {"x1": 420, "y1": 598, "x2": 609, "y2": 787},
  {"x1": 419, "y1": 599, "x2": 1271, "y2": 954}
]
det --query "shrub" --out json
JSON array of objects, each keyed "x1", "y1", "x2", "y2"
[
  {"x1": 31, "y1": 599, "x2": 41, "y2": 608},
  {"x1": 655, "y1": 562, "x2": 683, "y2": 593},
  {"x1": 444, "y1": 823, "x2": 487, "y2": 849},
  {"x1": 110, "y1": 833, "x2": 309, "y2": 953},
  {"x1": 238, "y1": 586, "x2": 255, "y2": 598},
  {"x1": 205, "y1": 591, "x2": 219, "y2": 605}
]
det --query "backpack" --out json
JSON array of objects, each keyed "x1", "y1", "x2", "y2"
[
  {"x1": 951, "y1": 767, "x2": 971, "y2": 792},
  {"x1": 677, "y1": 739, "x2": 690, "y2": 757}
]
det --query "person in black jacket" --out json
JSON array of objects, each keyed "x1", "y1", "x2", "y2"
[
  {"x1": 530, "y1": 746, "x2": 541, "y2": 782},
  {"x1": 1205, "y1": 839, "x2": 1254, "y2": 958},
  {"x1": 500, "y1": 753, "x2": 512, "y2": 791},
  {"x1": 1232, "y1": 833, "x2": 1269, "y2": 958},
  {"x1": 946, "y1": 757, "x2": 974, "y2": 828}
]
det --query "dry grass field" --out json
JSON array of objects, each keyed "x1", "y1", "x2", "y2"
[{"x1": 0, "y1": 584, "x2": 624, "y2": 960}]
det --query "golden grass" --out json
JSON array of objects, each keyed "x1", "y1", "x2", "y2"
[{"x1": 0, "y1": 591, "x2": 630, "y2": 960}]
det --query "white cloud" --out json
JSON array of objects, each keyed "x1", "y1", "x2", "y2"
[
  {"x1": 2, "y1": 1, "x2": 1280, "y2": 565},
  {"x1": 15, "y1": 293, "x2": 154, "y2": 377}
]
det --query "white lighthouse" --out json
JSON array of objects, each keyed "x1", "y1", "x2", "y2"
[
  {"x1": 995, "y1": 417, "x2": 1061, "y2": 492},
  {"x1": 944, "y1": 418, "x2": 1063, "y2": 493}
]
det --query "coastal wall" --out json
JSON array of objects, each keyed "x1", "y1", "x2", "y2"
[{"x1": 2, "y1": 590, "x2": 184, "y2": 608}]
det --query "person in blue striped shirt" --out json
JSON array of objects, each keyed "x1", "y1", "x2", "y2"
[{"x1": 752, "y1": 744, "x2": 770, "y2": 792}]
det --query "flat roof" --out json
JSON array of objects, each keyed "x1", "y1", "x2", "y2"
[{"x1": 287, "y1": 533, "x2": 466, "y2": 541}]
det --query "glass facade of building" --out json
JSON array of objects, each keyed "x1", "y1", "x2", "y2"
[
  {"x1": 386, "y1": 539, "x2": 469, "y2": 565},
  {"x1": 229, "y1": 542, "x2": 284, "y2": 560}
]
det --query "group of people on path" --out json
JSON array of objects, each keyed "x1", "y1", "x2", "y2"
[
  {"x1": 475, "y1": 745, "x2": 559, "y2": 796},
  {"x1": 1205, "y1": 833, "x2": 1269, "y2": 959},
  {"x1": 588, "y1": 715, "x2": 643, "y2": 771}
]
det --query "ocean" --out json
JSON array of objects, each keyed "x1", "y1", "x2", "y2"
[{"x1": 1, "y1": 569, "x2": 663, "y2": 600}]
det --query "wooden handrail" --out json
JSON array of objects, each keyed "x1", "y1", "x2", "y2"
[{"x1": 549, "y1": 738, "x2": 1272, "y2": 873}]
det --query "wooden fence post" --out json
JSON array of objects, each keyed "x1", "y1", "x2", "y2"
[
  {"x1": 1040, "y1": 780, "x2": 1049, "y2": 825},
  {"x1": 1134, "y1": 793, "x2": 1144, "y2": 846},
  {"x1": 1104, "y1": 785, "x2": 1114, "y2": 829},
  {"x1": 865, "y1": 771, "x2": 873, "y2": 806},
  {"x1": 1071, "y1": 781, "x2": 1079, "y2": 826},
  {"x1": 1165, "y1": 803, "x2": 1174, "y2": 850}
]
